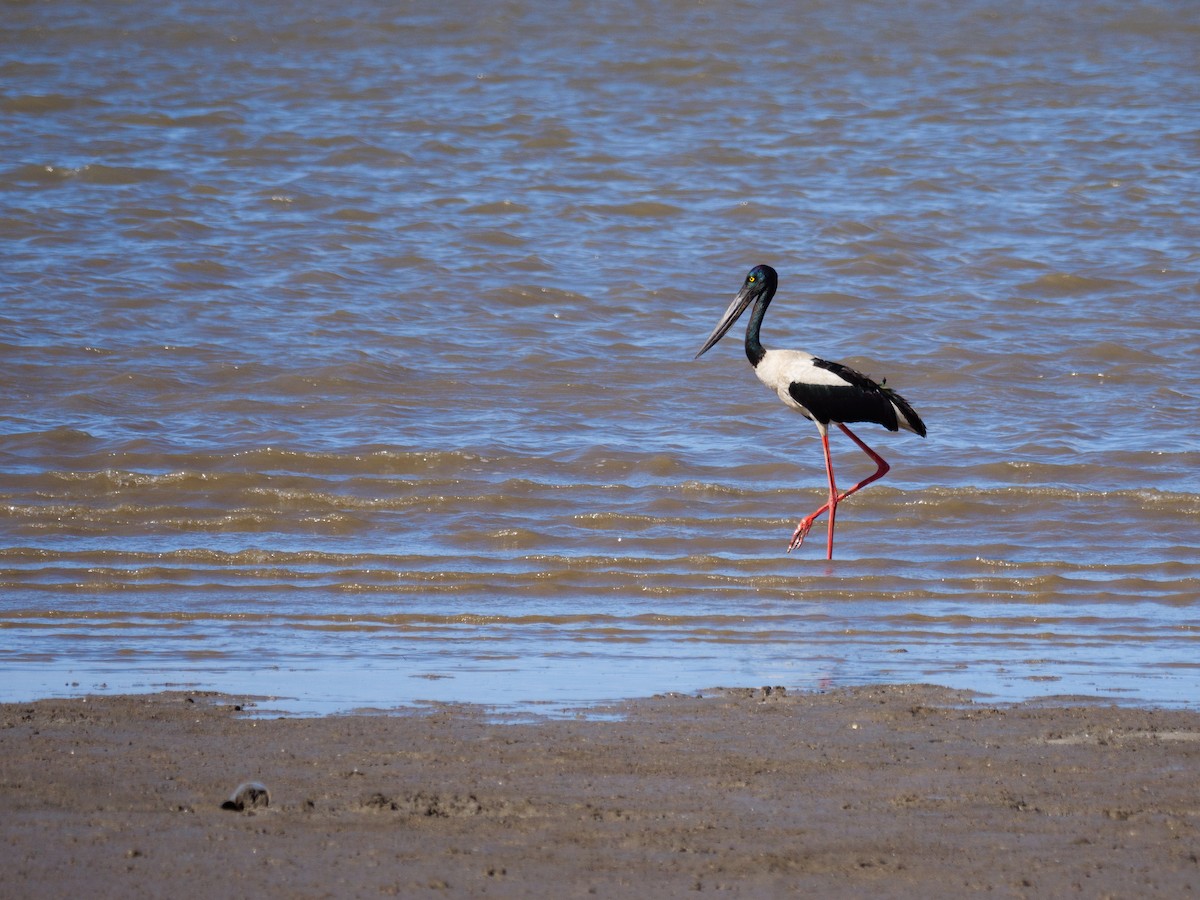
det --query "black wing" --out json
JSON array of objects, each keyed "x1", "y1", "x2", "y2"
[{"x1": 788, "y1": 358, "x2": 926, "y2": 436}]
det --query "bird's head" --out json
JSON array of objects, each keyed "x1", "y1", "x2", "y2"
[
  {"x1": 741, "y1": 264, "x2": 777, "y2": 293},
  {"x1": 694, "y1": 264, "x2": 777, "y2": 359}
]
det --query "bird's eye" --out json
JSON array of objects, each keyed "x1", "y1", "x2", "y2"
[{"x1": 748, "y1": 275, "x2": 756, "y2": 283}]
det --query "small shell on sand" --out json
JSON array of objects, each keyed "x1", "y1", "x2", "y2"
[{"x1": 221, "y1": 781, "x2": 270, "y2": 811}]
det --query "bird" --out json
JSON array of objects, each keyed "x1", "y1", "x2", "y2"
[{"x1": 695, "y1": 264, "x2": 926, "y2": 560}]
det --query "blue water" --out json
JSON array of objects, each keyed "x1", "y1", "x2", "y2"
[{"x1": 2, "y1": 0, "x2": 1198, "y2": 714}]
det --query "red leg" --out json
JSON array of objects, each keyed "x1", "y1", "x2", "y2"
[
  {"x1": 835, "y1": 423, "x2": 891, "y2": 497},
  {"x1": 788, "y1": 423, "x2": 891, "y2": 557},
  {"x1": 788, "y1": 425, "x2": 837, "y2": 558},
  {"x1": 823, "y1": 428, "x2": 838, "y2": 559}
]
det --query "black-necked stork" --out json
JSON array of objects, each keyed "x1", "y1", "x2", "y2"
[{"x1": 695, "y1": 264, "x2": 926, "y2": 560}]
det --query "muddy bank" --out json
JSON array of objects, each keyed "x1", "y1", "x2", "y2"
[{"x1": 2, "y1": 685, "x2": 1198, "y2": 897}]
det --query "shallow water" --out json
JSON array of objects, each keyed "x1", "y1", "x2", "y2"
[{"x1": 2, "y1": 0, "x2": 1198, "y2": 714}]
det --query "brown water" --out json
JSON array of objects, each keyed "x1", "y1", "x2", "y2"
[{"x1": 2, "y1": 0, "x2": 1198, "y2": 714}]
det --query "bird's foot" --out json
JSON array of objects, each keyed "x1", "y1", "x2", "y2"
[{"x1": 787, "y1": 516, "x2": 817, "y2": 553}]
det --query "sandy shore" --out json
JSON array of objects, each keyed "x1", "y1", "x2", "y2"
[{"x1": 2, "y1": 684, "x2": 1198, "y2": 897}]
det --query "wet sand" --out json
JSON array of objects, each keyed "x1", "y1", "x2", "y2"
[{"x1": 2, "y1": 685, "x2": 1198, "y2": 897}]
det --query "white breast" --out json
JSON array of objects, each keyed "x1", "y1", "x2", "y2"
[{"x1": 754, "y1": 349, "x2": 845, "y2": 412}]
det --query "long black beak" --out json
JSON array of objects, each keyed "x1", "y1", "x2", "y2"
[{"x1": 694, "y1": 285, "x2": 755, "y2": 359}]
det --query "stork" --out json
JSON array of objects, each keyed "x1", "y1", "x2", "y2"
[{"x1": 695, "y1": 264, "x2": 926, "y2": 560}]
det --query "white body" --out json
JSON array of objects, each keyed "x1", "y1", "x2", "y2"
[{"x1": 754, "y1": 348, "x2": 923, "y2": 435}]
